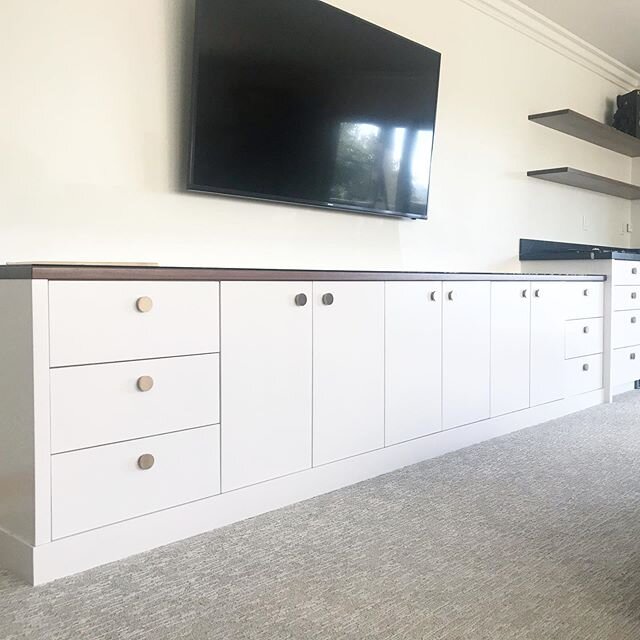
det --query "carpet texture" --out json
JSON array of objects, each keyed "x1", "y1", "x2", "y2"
[{"x1": 3, "y1": 393, "x2": 640, "y2": 639}]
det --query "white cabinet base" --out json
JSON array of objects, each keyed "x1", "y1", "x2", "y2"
[{"x1": 0, "y1": 387, "x2": 604, "y2": 586}]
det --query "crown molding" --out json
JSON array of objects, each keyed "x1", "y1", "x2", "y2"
[{"x1": 460, "y1": 0, "x2": 640, "y2": 91}]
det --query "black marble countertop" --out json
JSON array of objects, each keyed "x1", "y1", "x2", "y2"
[{"x1": 520, "y1": 238, "x2": 640, "y2": 261}]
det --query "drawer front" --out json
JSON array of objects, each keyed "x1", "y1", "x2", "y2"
[
  {"x1": 565, "y1": 318, "x2": 604, "y2": 359},
  {"x1": 564, "y1": 354, "x2": 603, "y2": 397},
  {"x1": 49, "y1": 281, "x2": 220, "y2": 367},
  {"x1": 613, "y1": 285, "x2": 640, "y2": 311},
  {"x1": 613, "y1": 310, "x2": 640, "y2": 349},
  {"x1": 564, "y1": 282, "x2": 604, "y2": 320},
  {"x1": 612, "y1": 347, "x2": 640, "y2": 386},
  {"x1": 613, "y1": 260, "x2": 640, "y2": 286},
  {"x1": 52, "y1": 425, "x2": 220, "y2": 539},
  {"x1": 51, "y1": 354, "x2": 220, "y2": 453}
]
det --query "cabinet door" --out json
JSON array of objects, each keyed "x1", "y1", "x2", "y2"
[
  {"x1": 313, "y1": 282, "x2": 385, "y2": 465},
  {"x1": 221, "y1": 282, "x2": 312, "y2": 492},
  {"x1": 490, "y1": 282, "x2": 530, "y2": 417},
  {"x1": 385, "y1": 282, "x2": 442, "y2": 446},
  {"x1": 442, "y1": 282, "x2": 491, "y2": 429},
  {"x1": 530, "y1": 282, "x2": 565, "y2": 406}
]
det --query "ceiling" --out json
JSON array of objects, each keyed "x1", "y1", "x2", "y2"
[{"x1": 519, "y1": 0, "x2": 640, "y2": 73}]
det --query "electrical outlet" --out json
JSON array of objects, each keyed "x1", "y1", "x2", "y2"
[{"x1": 627, "y1": 222, "x2": 633, "y2": 234}]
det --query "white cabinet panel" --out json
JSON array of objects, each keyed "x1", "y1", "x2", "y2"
[
  {"x1": 612, "y1": 347, "x2": 640, "y2": 386},
  {"x1": 490, "y1": 282, "x2": 530, "y2": 417},
  {"x1": 221, "y1": 282, "x2": 312, "y2": 492},
  {"x1": 613, "y1": 260, "x2": 640, "y2": 286},
  {"x1": 51, "y1": 354, "x2": 220, "y2": 453},
  {"x1": 613, "y1": 310, "x2": 640, "y2": 349},
  {"x1": 530, "y1": 283, "x2": 566, "y2": 406},
  {"x1": 385, "y1": 282, "x2": 442, "y2": 446},
  {"x1": 49, "y1": 281, "x2": 220, "y2": 366},
  {"x1": 564, "y1": 282, "x2": 604, "y2": 320},
  {"x1": 313, "y1": 282, "x2": 384, "y2": 465},
  {"x1": 564, "y1": 354, "x2": 603, "y2": 397},
  {"x1": 442, "y1": 282, "x2": 490, "y2": 429},
  {"x1": 52, "y1": 426, "x2": 220, "y2": 539},
  {"x1": 565, "y1": 318, "x2": 604, "y2": 359},
  {"x1": 613, "y1": 286, "x2": 640, "y2": 311}
]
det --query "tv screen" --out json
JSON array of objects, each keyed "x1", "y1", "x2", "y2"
[{"x1": 189, "y1": 0, "x2": 441, "y2": 219}]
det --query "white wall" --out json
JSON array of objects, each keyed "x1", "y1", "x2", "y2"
[{"x1": 0, "y1": 0, "x2": 636, "y2": 272}]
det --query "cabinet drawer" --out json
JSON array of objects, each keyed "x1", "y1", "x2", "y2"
[
  {"x1": 565, "y1": 318, "x2": 603, "y2": 359},
  {"x1": 51, "y1": 354, "x2": 220, "y2": 453},
  {"x1": 564, "y1": 282, "x2": 604, "y2": 320},
  {"x1": 564, "y1": 354, "x2": 603, "y2": 397},
  {"x1": 49, "y1": 281, "x2": 219, "y2": 366},
  {"x1": 613, "y1": 260, "x2": 640, "y2": 286},
  {"x1": 612, "y1": 347, "x2": 640, "y2": 386},
  {"x1": 613, "y1": 310, "x2": 640, "y2": 349},
  {"x1": 613, "y1": 286, "x2": 640, "y2": 311},
  {"x1": 51, "y1": 425, "x2": 220, "y2": 539}
]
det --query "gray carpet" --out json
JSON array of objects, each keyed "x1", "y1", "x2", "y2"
[{"x1": 3, "y1": 393, "x2": 640, "y2": 640}]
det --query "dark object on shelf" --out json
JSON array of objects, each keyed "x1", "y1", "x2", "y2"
[{"x1": 613, "y1": 90, "x2": 640, "y2": 138}]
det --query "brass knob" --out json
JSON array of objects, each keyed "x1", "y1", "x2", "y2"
[
  {"x1": 633, "y1": 268, "x2": 638, "y2": 275},
  {"x1": 447, "y1": 291, "x2": 454, "y2": 301},
  {"x1": 294, "y1": 293, "x2": 308, "y2": 307},
  {"x1": 137, "y1": 454, "x2": 155, "y2": 470},
  {"x1": 583, "y1": 326, "x2": 589, "y2": 334},
  {"x1": 632, "y1": 317, "x2": 638, "y2": 324},
  {"x1": 521, "y1": 289, "x2": 528, "y2": 298},
  {"x1": 582, "y1": 363, "x2": 590, "y2": 372},
  {"x1": 137, "y1": 376, "x2": 154, "y2": 392},
  {"x1": 322, "y1": 293, "x2": 334, "y2": 306},
  {"x1": 583, "y1": 289, "x2": 589, "y2": 297},
  {"x1": 429, "y1": 291, "x2": 437, "y2": 302},
  {"x1": 631, "y1": 353, "x2": 637, "y2": 360},
  {"x1": 136, "y1": 296, "x2": 153, "y2": 313},
  {"x1": 534, "y1": 289, "x2": 542, "y2": 298}
]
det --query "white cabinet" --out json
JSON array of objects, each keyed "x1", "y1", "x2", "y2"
[
  {"x1": 220, "y1": 282, "x2": 312, "y2": 491},
  {"x1": 490, "y1": 282, "x2": 530, "y2": 417},
  {"x1": 612, "y1": 260, "x2": 640, "y2": 286},
  {"x1": 49, "y1": 281, "x2": 220, "y2": 367},
  {"x1": 385, "y1": 282, "x2": 442, "y2": 445},
  {"x1": 313, "y1": 282, "x2": 384, "y2": 465},
  {"x1": 564, "y1": 355, "x2": 603, "y2": 397},
  {"x1": 564, "y1": 282, "x2": 604, "y2": 320},
  {"x1": 530, "y1": 282, "x2": 566, "y2": 406},
  {"x1": 565, "y1": 318, "x2": 604, "y2": 359},
  {"x1": 613, "y1": 310, "x2": 640, "y2": 349},
  {"x1": 442, "y1": 282, "x2": 491, "y2": 429},
  {"x1": 613, "y1": 286, "x2": 640, "y2": 311}
]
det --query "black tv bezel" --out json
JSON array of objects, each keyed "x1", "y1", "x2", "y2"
[{"x1": 187, "y1": 0, "x2": 441, "y2": 221}]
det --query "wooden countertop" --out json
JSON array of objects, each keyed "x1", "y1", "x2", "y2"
[{"x1": 0, "y1": 264, "x2": 606, "y2": 282}]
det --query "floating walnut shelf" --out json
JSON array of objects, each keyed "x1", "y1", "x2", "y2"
[
  {"x1": 529, "y1": 109, "x2": 640, "y2": 157},
  {"x1": 528, "y1": 167, "x2": 640, "y2": 201}
]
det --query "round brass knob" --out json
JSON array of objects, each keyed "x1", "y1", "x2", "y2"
[
  {"x1": 583, "y1": 326, "x2": 590, "y2": 334},
  {"x1": 322, "y1": 293, "x2": 334, "y2": 306},
  {"x1": 137, "y1": 454, "x2": 155, "y2": 470},
  {"x1": 583, "y1": 289, "x2": 590, "y2": 297},
  {"x1": 137, "y1": 376, "x2": 154, "y2": 392},
  {"x1": 534, "y1": 289, "x2": 542, "y2": 298},
  {"x1": 633, "y1": 268, "x2": 638, "y2": 275},
  {"x1": 136, "y1": 296, "x2": 153, "y2": 313},
  {"x1": 632, "y1": 292, "x2": 638, "y2": 300},
  {"x1": 632, "y1": 317, "x2": 638, "y2": 324},
  {"x1": 631, "y1": 353, "x2": 637, "y2": 361},
  {"x1": 521, "y1": 289, "x2": 528, "y2": 298},
  {"x1": 429, "y1": 291, "x2": 437, "y2": 302},
  {"x1": 294, "y1": 293, "x2": 308, "y2": 307},
  {"x1": 447, "y1": 291, "x2": 454, "y2": 301},
  {"x1": 582, "y1": 363, "x2": 590, "y2": 372}
]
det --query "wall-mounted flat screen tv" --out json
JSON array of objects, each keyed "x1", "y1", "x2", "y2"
[{"x1": 188, "y1": 0, "x2": 441, "y2": 219}]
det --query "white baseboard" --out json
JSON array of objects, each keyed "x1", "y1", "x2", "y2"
[
  {"x1": 6, "y1": 389, "x2": 605, "y2": 585},
  {"x1": 613, "y1": 382, "x2": 636, "y2": 395}
]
